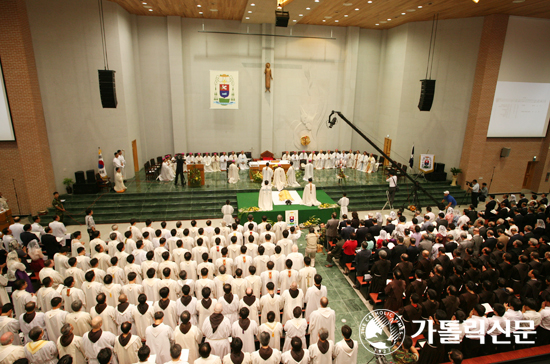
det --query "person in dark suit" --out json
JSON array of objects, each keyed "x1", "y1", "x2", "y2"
[
  {"x1": 41, "y1": 227, "x2": 61, "y2": 258},
  {"x1": 510, "y1": 255, "x2": 530, "y2": 293},
  {"x1": 484, "y1": 194, "x2": 497, "y2": 221},
  {"x1": 441, "y1": 285, "x2": 460, "y2": 319},
  {"x1": 524, "y1": 207, "x2": 537, "y2": 229},
  {"x1": 433, "y1": 248, "x2": 451, "y2": 277},
  {"x1": 355, "y1": 221, "x2": 369, "y2": 245},
  {"x1": 406, "y1": 240, "x2": 420, "y2": 263},
  {"x1": 325, "y1": 213, "x2": 339, "y2": 249},
  {"x1": 340, "y1": 220, "x2": 355, "y2": 241},
  {"x1": 427, "y1": 265, "x2": 446, "y2": 300},
  {"x1": 521, "y1": 269, "x2": 541, "y2": 302},
  {"x1": 482, "y1": 230, "x2": 498, "y2": 251},
  {"x1": 338, "y1": 215, "x2": 348, "y2": 235},
  {"x1": 507, "y1": 226, "x2": 523, "y2": 251},
  {"x1": 368, "y1": 219, "x2": 382, "y2": 237},
  {"x1": 395, "y1": 254, "x2": 413, "y2": 284},
  {"x1": 390, "y1": 236, "x2": 407, "y2": 268},
  {"x1": 416, "y1": 250, "x2": 432, "y2": 278},
  {"x1": 399, "y1": 294, "x2": 422, "y2": 336},
  {"x1": 20, "y1": 224, "x2": 38, "y2": 247},
  {"x1": 458, "y1": 281, "x2": 478, "y2": 314},
  {"x1": 370, "y1": 250, "x2": 390, "y2": 294},
  {"x1": 498, "y1": 253, "x2": 514, "y2": 282},
  {"x1": 406, "y1": 270, "x2": 427, "y2": 302},
  {"x1": 174, "y1": 153, "x2": 186, "y2": 186},
  {"x1": 354, "y1": 242, "x2": 371, "y2": 283},
  {"x1": 494, "y1": 278, "x2": 512, "y2": 304},
  {"x1": 466, "y1": 205, "x2": 478, "y2": 222}
]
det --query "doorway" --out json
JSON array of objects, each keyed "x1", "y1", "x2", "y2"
[
  {"x1": 523, "y1": 161, "x2": 537, "y2": 189},
  {"x1": 132, "y1": 140, "x2": 139, "y2": 173}
]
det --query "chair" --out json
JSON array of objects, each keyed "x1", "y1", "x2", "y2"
[
  {"x1": 157, "y1": 156, "x2": 163, "y2": 164},
  {"x1": 150, "y1": 158, "x2": 156, "y2": 167},
  {"x1": 260, "y1": 150, "x2": 274, "y2": 161},
  {"x1": 145, "y1": 162, "x2": 157, "y2": 181},
  {"x1": 95, "y1": 173, "x2": 111, "y2": 191}
]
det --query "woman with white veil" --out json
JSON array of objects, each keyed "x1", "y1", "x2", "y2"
[
  {"x1": 375, "y1": 212, "x2": 383, "y2": 226},
  {"x1": 438, "y1": 225, "x2": 448, "y2": 237},
  {"x1": 7, "y1": 251, "x2": 34, "y2": 293},
  {"x1": 27, "y1": 240, "x2": 45, "y2": 274},
  {"x1": 445, "y1": 207, "x2": 455, "y2": 225},
  {"x1": 534, "y1": 219, "x2": 546, "y2": 239}
]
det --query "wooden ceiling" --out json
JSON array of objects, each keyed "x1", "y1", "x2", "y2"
[{"x1": 109, "y1": 0, "x2": 550, "y2": 29}]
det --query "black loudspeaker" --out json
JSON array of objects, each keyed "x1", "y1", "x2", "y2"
[
  {"x1": 275, "y1": 11, "x2": 289, "y2": 27},
  {"x1": 501, "y1": 148, "x2": 511, "y2": 158},
  {"x1": 418, "y1": 79, "x2": 436, "y2": 111},
  {"x1": 73, "y1": 183, "x2": 99, "y2": 195},
  {"x1": 98, "y1": 70, "x2": 117, "y2": 108},
  {"x1": 434, "y1": 163, "x2": 445, "y2": 173},
  {"x1": 75, "y1": 171, "x2": 86, "y2": 184},
  {"x1": 86, "y1": 170, "x2": 96, "y2": 183}
]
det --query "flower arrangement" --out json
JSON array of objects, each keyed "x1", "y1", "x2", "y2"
[
  {"x1": 319, "y1": 203, "x2": 339, "y2": 209},
  {"x1": 295, "y1": 169, "x2": 304, "y2": 181},
  {"x1": 252, "y1": 171, "x2": 263, "y2": 183},
  {"x1": 300, "y1": 215, "x2": 321, "y2": 228},
  {"x1": 189, "y1": 167, "x2": 202, "y2": 186},
  {"x1": 238, "y1": 206, "x2": 260, "y2": 213}
]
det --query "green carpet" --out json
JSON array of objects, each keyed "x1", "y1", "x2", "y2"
[{"x1": 236, "y1": 190, "x2": 339, "y2": 224}]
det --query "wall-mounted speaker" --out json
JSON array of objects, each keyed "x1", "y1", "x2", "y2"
[
  {"x1": 275, "y1": 11, "x2": 289, "y2": 27},
  {"x1": 500, "y1": 147, "x2": 511, "y2": 158},
  {"x1": 98, "y1": 70, "x2": 117, "y2": 108},
  {"x1": 418, "y1": 79, "x2": 436, "y2": 111}
]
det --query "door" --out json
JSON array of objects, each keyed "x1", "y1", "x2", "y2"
[
  {"x1": 523, "y1": 161, "x2": 537, "y2": 189},
  {"x1": 132, "y1": 140, "x2": 139, "y2": 173}
]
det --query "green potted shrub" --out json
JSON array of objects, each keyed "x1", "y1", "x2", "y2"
[
  {"x1": 63, "y1": 178, "x2": 74, "y2": 194},
  {"x1": 450, "y1": 167, "x2": 462, "y2": 186}
]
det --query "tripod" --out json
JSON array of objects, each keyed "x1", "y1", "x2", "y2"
[
  {"x1": 402, "y1": 181, "x2": 421, "y2": 212},
  {"x1": 366, "y1": 350, "x2": 388, "y2": 364},
  {"x1": 382, "y1": 190, "x2": 392, "y2": 211}
]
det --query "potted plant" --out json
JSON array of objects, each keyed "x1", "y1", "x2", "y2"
[
  {"x1": 450, "y1": 167, "x2": 462, "y2": 186},
  {"x1": 63, "y1": 178, "x2": 74, "y2": 194}
]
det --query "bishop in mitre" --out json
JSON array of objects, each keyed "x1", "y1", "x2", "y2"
[{"x1": 272, "y1": 166, "x2": 286, "y2": 192}]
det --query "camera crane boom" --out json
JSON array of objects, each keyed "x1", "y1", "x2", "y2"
[{"x1": 327, "y1": 111, "x2": 443, "y2": 210}]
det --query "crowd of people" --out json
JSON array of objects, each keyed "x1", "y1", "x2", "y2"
[
  {"x1": 323, "y1": 193, "x2": 550, "y2": 363},
  {"x1": 0, "y1": 213, "x2": 359, "y2": 364}
]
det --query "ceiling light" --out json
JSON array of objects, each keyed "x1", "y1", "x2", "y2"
[
  {"x1": 315, "y1": 0, "x2": 319, "y2": 2},
  {"x1": 402, "y1": 12, "x2": 406, "y2": 15},
  {"x1": 375, "y1": 23, "x2": 379, "y2": 25},
  {"x1": 324, "y1": 16, "x2": 332, "y2": 19},
  {"x1": 251, "y1": 3, "x2": 255, "y2": 6},
  {"x1": 199, "y1": 11, "x2": 203, "y2": 14},
  {"x1": 344, "y1": 14, "x2": 348, "y2": 17},
  {"x1": 293, "y1": 19, "x2": 297, "y2": 22},
  {"x1": 472, "y1": 0, "x2": 479, "y2": 2},
  {"x1": 322, "y1": 19, "x2": 326, "y2": 22},
  {"x1": 355, "y1": 8, "x2": 359, "y2": 11},
  {"x1": 418, "y1": 5, "x2": 422, "y2": 8},
  {"x1": 142, "y1": 1, "x2": 147, "y2": 4},
  {"x1": 380, "y1": 20, "x2": 387, "y2": 23},
  {"x1": 368, "y1": 0, "x2": 372, "y2": 3},
  {"x1": 387, "y1": 18, "x2": 391, "y2": 20},
  {"x1": 197, "y1": 4, "x2": 201, "y2": 7},
  {"x1": 306, "y1": 7, "x2": 311, "y2": 10},
  {"x1": 143, "y1": 5, "x2": 152, "y2": 8},
  {"x1": 248, "y1": 10, "x2": 252, "y2": 13},
  {"x1": 148, "y1": 9, "x2": 153, "y2": 11},
  {"x1": 299, "y1": 14, "x2": 303, "y2": 16},
  {"x1": 245, "y1": 17, "x2": 249, "y2": 19},
  {"x1": 335, "y1": 20, "x2": 339, "y2": 22}
]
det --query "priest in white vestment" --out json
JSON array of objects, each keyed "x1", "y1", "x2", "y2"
[
  {"x1": 204, "y1": 154, "x2": 214, "y2": 172},
  {"x1": 174, "y1": 311, "x2": 202, "y2": 364},
  {"x1": 285, "y1": 163, "x2": 301, "y2": 188},
  {"x1": 219, "y1": 153, "x2": 228, "y2": 171},
  {"x1": 218, "y1": 285, "x2": 240, "y2": 323},
  {"x1": 251, "y1": 332, "x2": 282, "y2": 364},
  {"x1": 238, "y1": 152, "x2": 249, "y2": 170},
  {"x1": 308, "y1": 298, "x2": 336, "y2": 345},
  {"x1": 212, "y1": 153, "x2": 221, "y2": 172},
  {"x1": 114, "y1": 322, "x2": 141, "y2": 364},
  {"x1": 57, "y1": 324, "x2": 86, "y2": 364},
  {"x1": 239, "y1": 288, "x2": 260, "y2": 326},
  {"x1": 291, "y1": 152, "x2": 300, "y2": 165},
  {"x1": 282, "y1": 337, "x2": 310, "y2": 364},
  {"x1": 114, "y1": 168, "x2": 127, "y2": 193},
  {"x1": 66, "y1": 300, "x2": 93, "y2": 337},
  {"x1": 231, "y1": 307, "x2": 258, "y2": 353},
  {"x1": 158, "y1": 159, "x2": 176, "y2": 181},
  {"x1": 0, "y1": 309, "x2": 22, "y2": 345},
  {"x1": 91, "y1": 295, "x2": 117, "y2": 335},
  {"x1": 197, "y1": 290, "x2": 217, "y2": 330},
  {"x1": 338, "y1": 194, "x2": 349, "y2": 218},
  {"x1": 282, "y1": 307, "x2": 307, "y2": 352},
  {"x1": 302, "y1": 179, "x2": 320, "y2": 206},
  {"x1": 19, "y1": 303, "x2": 48, "y2": 344},
  {"x1": 272, "y1": 167, "x2": 286, "y2": 191},
  {"x1": 221, "y1": 201, "x2": 234, "y2": 225},
  {"x1": 262, "y1": 164, "x2": 274, "y2": 184},
  {"x1": 202, "y1": 303, "x2": 231, "y2": 358},
  {"x1": 366, "y1": 153, "x2": 376, "y2": 173},
  {"x1": 113, "y1": 153, "x2": 123, "y2": 180},
  {"x1": 304, "y1": 279, "x2": 327, "y2": 322},
  {"x1": 82, "y1": 316, "x2": 118, "y2": 364},
  {"x1": 0, "y1": 332, "x2": 25, "y2": 363},
  {"x1": 23, "y1": 327, "x2": 58, "y2": 364},
  {"x1": 145, "y1": 312, "x2": 174, "y2": 364},
  {"x1": 132, "y1": 296, "x2": 155, "y2": 340},
  {"x1": 228, "y1": 163, "x2": 240, "y2": 184},
  {"x1": 281, "y1": 283, "x2": 304, "y2": 325},
  {"x1": 259, "y1": 283, "x2": 283, "y2": 324},
  {"x1": 258, "y1": 181, "x2": 273, "y2": 211},
  {"x1": 308, "y1": 328, "x2": 334, "y2": 364},
  {"x1": 44, "y1": 298, "x2": 68, "y2": 343},
  {"x1": 258, "y1": 311, "x2": 283, "y2": 350},
  {"x1": 333, "y1": 326, "x2": 358, "y2": 364},
  {"x1": 115, "y1": 295, "x2": 137, "y2": 335},
  {"x1": 303, "y1": 161, "x2": 314, "y2": 181}
]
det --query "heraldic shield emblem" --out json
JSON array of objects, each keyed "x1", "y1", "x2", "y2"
[
  {"x1": 210, "y1": 71, "x2": 239, "y2": 109},
  {"x1": 219, "y1": 84, "x2": 230, "y2": 98}
]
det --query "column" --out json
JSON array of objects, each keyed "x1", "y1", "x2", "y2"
[
  {"x1": 260, "y1": 23, "x2": 275, "y2": 153},
  {"x1": 338, "y1": 26, "x2": 360, "y2": 148}
]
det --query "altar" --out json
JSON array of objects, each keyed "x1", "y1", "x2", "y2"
[{"x1": 249, "y1": 160, "x2": 292, "y2": 180}]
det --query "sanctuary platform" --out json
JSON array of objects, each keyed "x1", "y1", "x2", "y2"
[{"x1": 41, "y1": 168, "x2": 467, "y2": 225}]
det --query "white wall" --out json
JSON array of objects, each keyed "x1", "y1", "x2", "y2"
[{"x1": 26, "y1": 0, "x2": 485, "y2": 187}]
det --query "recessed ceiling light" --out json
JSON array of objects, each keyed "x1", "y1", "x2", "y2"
[
  {"x1": 299, "y1": 14, "x2": 303, "y2": 16},
  {"x1": 402, "y1": 12, "x2": 406, "y2": 15},
  {"x1": 245, "y1": 17, "x2": 249, "y2": 19},
  {"x1": 248, "y1": 10, "x2": 252, "y2": 13},
  {"x1": 197, "y1": 4, "x2": 201, "y2": 7},
  {"x1": 387, "y1": 18, "x2": 391, "y2": 20},
  {"x1": 418, "y1": 5, "x2": 422, "y2": 8},
  {"x1": 344, "y1": 14, "x2": 348, "y2": 17},
  {"x1": 251, "y1": 3, "x2": 255, "y2": 6},
  {"x1": 375, "y1": 23, "x2": 379, "y2": 25},
  {"x1": 142, "y1": 1, "x2": 147, "y2": 4},
  {"x1": 368, "y1": 0, "x2": 372, "y2": 3},
  {"x1": 355, "y1": 8, "x2": 359, "y2": 11},
  {"x1": 293, "y1": 19, "x2": 297, "y2": 22},
  {"x1": 335, "y1": 20, "x2": 339, "y2": 22},
  {"x1": 306, "y1": 7, "x2": 311, "y2": 10},
  {"x1": 199, "y1": 11, "x2": 203, "y2": 14},
  {"x1": 210, "y1": 8, "x2": 218, "y2": 11},
  {"x1": 322, "y1": 19, "x2": 326, "y2": 22},
  {"x1": 148, "y1": 9, "x2": 153, "y2": 11}
]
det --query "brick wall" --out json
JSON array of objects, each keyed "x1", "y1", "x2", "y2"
[
  {"x1": 459, "y1": 14, "x2": 550, "y2": 194},
  {"x1": 0, "y1": 0, "x2": 55, "y2": 215}
]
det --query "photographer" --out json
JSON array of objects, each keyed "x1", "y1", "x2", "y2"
[
  {"x1": 469, "y1": 179, "x2": 480, "y2": 208},
  {"x1": 386, "y1": 171, "x2": 398, "y2": 209}
]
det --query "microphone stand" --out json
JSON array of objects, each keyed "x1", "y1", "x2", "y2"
[{"x1": 12, "y1": 179, "x2": 21, "y2": 216}]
